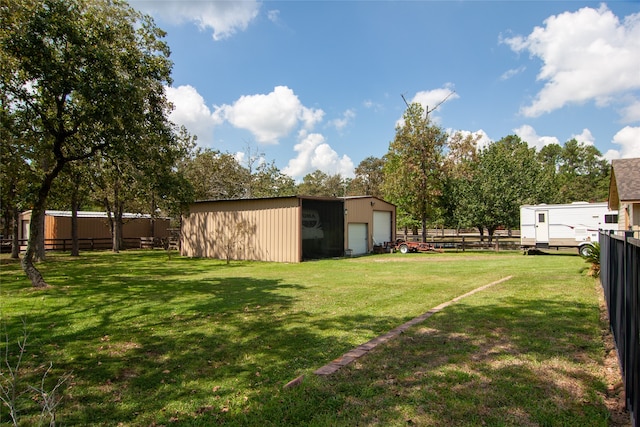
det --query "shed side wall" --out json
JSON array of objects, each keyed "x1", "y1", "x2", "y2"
[
  {"x1": 46, "y1": 216, "x2": 169, "y2": 240},
  {"x1": 344, "y1": 198, "x2": 396, "y2": 251},
  {"x1": 181, "y1": 199, "x2": 300, "y2": 263}
]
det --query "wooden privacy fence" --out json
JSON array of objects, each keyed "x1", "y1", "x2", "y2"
[{"x1": 600, "y1": 230, "x2": 640, "y2": 427}]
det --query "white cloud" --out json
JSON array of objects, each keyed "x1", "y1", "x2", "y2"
[
  {"x1": 363, "y1": 99, "x2": 383, "y2": 113},
  {"x1": 282, "y1": 131, "x2": 355, "y2": 180},
  {"x1": 410, "y1": 85, "x2": 459, "y2": 116},
  {"x1": 603, "y1": 126, "x2": 640, "y2": 160},
  {"x1": 132, "y1": 0, "x2": 260, "y2": 40},
  {"x1": 267, "y1": 9, "x2": 280, "y2": 24},
  {"x1": 234, "y1": 151, "x2": 245, "y2": 165},
  {"x1": 213, "y1": 86, "x2": 324, "y2": 145},
  {"x1": 514, "y1": 124, "x2": 560, "y2": 150},
  {"x1": 620, "y1": 97, "x2": 640, "y2": 123},
  {"x1": 500, "y1": 66, "x2": 526, "y2": 81},
  {"x1": 502, "y1": 5, "x2": 640, "y2": 119},
  {"x1": 165, "y1": 85, "x2": 220, "y2": 146},
  {"x1": 449, "y1": 129, "x2": 493, "y2": 151},
  {"x1": 571, "y1": 128, "x2": 595, "y2": 146},
  {"x1": 329, "y1": 109, "x2": 356, "y2": 131},
  {"x1": 396, "y1": 85, "x2": 459, "y2": 128}
]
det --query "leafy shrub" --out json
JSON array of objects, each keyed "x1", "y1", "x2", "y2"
[{"x1": 581, "y1": 242, "x2": 600, "y2": 278}]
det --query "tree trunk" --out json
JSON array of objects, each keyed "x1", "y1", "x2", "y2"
[
  {"x1": 21, "y1": 207, "x2": 49, "y2": 289},
  {"x1": 150, "y1": 195, "x2": 157, "y2": 239},
  {"x1": 477, "y1": 226, "x2": 484, "y2": 242},
  {"x1": 35, "y1": 210, "x2": 46, "y2": 261},
  {"x1": 487, "y1": 226, "x2": 496, "y2": 243},
  {"x1": 21, "y1": 149, "x2": 66, "y2": 288},
  {"x1": 113, "y1": 216, "x2": 122, "y2": 252},
  {"x1": 113, "y1": 204, "x2": 124, "y2": 252},
  {"x1": 71, "y1": 191, "x2": 80, "y2": 257},
  {"x1": 11, "y1": 206, "x2": 20, "y2": 259}
]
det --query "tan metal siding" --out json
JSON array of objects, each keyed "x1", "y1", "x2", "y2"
[
  {"x1": 344, "y1": 197, "x2": 396, "y2": 251},
  {"x1": 53, "y1": 216, "x2": 110, "y2": 239},
  {"x1": 49, "y1": 216, "x2": 168, "y2": 240},
  {"x1": 19, "y1": 211, "x2": 169, "y2": 246},
  {"x1": 45, "y1": 215, "x2": 57, "y2": 240},
  {"x1": 344, "y1": 199, "x2": 372, "y2": 223},
  {"x1": 181, "y1": 198, "x2": 301, "y2": 263}
]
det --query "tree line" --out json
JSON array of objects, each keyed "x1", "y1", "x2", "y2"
[
  {"x1": 1, "y1": 0, "x2": 610, "y2": 288},
  {"x1": 293, "y1": 103, "x2": 609, "y2": 241}
]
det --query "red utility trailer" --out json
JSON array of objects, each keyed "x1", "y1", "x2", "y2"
[{"x1": 392, "y1": 239, "x2": 443, "y2": 254}]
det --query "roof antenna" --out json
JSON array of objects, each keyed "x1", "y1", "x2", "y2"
[{"x1": 401, "y1": 90, "x2": 456, "y2": 117}]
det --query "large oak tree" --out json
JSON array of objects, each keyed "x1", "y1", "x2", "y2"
[
  {"x1": 466, "y1": 135, "x2": 551, "y2": 239},
  {"x1": 1, "y1": 0, "x2": 174, "y2": 287}
]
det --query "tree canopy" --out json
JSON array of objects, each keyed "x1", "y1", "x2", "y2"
[
  {"x1": 381, "y1": 103, "x2": 611, "y2": 239},
  {"x1": 538, "y1": 139, "x2": 610, "y2": 203},
  {"x1": 1, "y1": 0, "x2": 176, "y2": 287},
  {"x1": 349, "y1": 156, "x2": 385, "y2": 198},
  {"x1": 0, "y1": 0, "x2": 614, "y2": 284},
  {"x1": 383, "y1": 103, "x2": 447, "y2": 241}
]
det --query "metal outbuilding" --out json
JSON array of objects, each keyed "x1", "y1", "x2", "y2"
[
  {"x1": 180, "y1": 195, "x2": 396, "y2": 262},
  {"x1": 18, "y1": 210, "x2": 170, "y2": 249}
]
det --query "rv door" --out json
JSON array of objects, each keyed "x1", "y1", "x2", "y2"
[{"x1": 535, "y1": 210, "x2": 549, "y2": 247}]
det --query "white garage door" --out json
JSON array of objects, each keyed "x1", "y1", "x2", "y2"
[
  {"x1": 373, "y1": 211, "x2": 391, "y2": 245},
  {"x1": 348, "y1": 223, "x2": 368, "y2": 255}
]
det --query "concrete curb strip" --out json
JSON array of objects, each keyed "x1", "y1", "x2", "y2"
[{"x1": 311, "y1": 275, "x2": 513, "y2": 378}]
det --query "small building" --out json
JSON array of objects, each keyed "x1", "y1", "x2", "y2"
[
  {"x1": 342, "y1": 196, "x2": 396, "y2": 255},
  {"x1": 608, "y1": 158, "x2": 640, "y2": 235},
  {"x1": 180, "y1": 195, "x2": 396, "y2": 263},
  {"x1": 19, "y1": 210, "x2": 170, "y2": 250}
]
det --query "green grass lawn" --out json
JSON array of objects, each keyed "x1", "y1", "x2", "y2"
[{"x1": 0, "y1": 250, "x2": 621, "y2": 426}]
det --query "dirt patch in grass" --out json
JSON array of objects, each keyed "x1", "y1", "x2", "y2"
[{"x1": 97, "y1": 336, "x2": 142, "y2": 357}]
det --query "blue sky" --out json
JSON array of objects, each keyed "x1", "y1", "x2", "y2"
[{"x1": 131, "y1": 1, "x2": 640, "y2": 180}]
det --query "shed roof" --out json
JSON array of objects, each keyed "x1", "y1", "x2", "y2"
[
  {"x1": 341, "y1": 195, "x2": 396, "y2": 207},
  {"x1": 23, "y1": 210, "x2": 159, "y2": 219},
  {"x1": 193, "y1": 195, "x2": 342, "y2": 204},
  {"x1": 193, "y1": 195, "x2": 397, "y2": 206},
  {"x1": 608, "y1": 158, "x2": 640, "y2": 209}
]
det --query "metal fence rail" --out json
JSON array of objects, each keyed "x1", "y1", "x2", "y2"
[{"x1": 600, "y1": 231, "x2": 640, "y2": 427}]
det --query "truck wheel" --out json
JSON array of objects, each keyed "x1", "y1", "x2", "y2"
[
  {"x1": 399, "y1": 244, "x2": 409, "y2": 254},
  {"x1": 579, "y1": 244, "x2": 592, "y2": 257}
]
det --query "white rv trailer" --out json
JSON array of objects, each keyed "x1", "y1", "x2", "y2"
[{"x1": 520, "y1": 202, "x2": 618, "y2": 256}]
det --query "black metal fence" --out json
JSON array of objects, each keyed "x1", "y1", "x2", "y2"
[{"x1": 600, "y1": 230, "x2": 640, "y2": 427}]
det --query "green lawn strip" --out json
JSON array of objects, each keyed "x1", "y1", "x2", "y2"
[
  {"x1": 284, "y1": 262, "x2": 610, "y2": 426},
  {"x1": 0, "y1": 251, "x2": 611, "y2": 426}
]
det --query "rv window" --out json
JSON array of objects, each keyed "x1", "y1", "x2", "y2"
[
  {"x1": 538, "y1": 213, "x2": 545, "y2": 223},
  {"x1": 604, "y1": 214, "x2": 618, "y2": 224}
]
